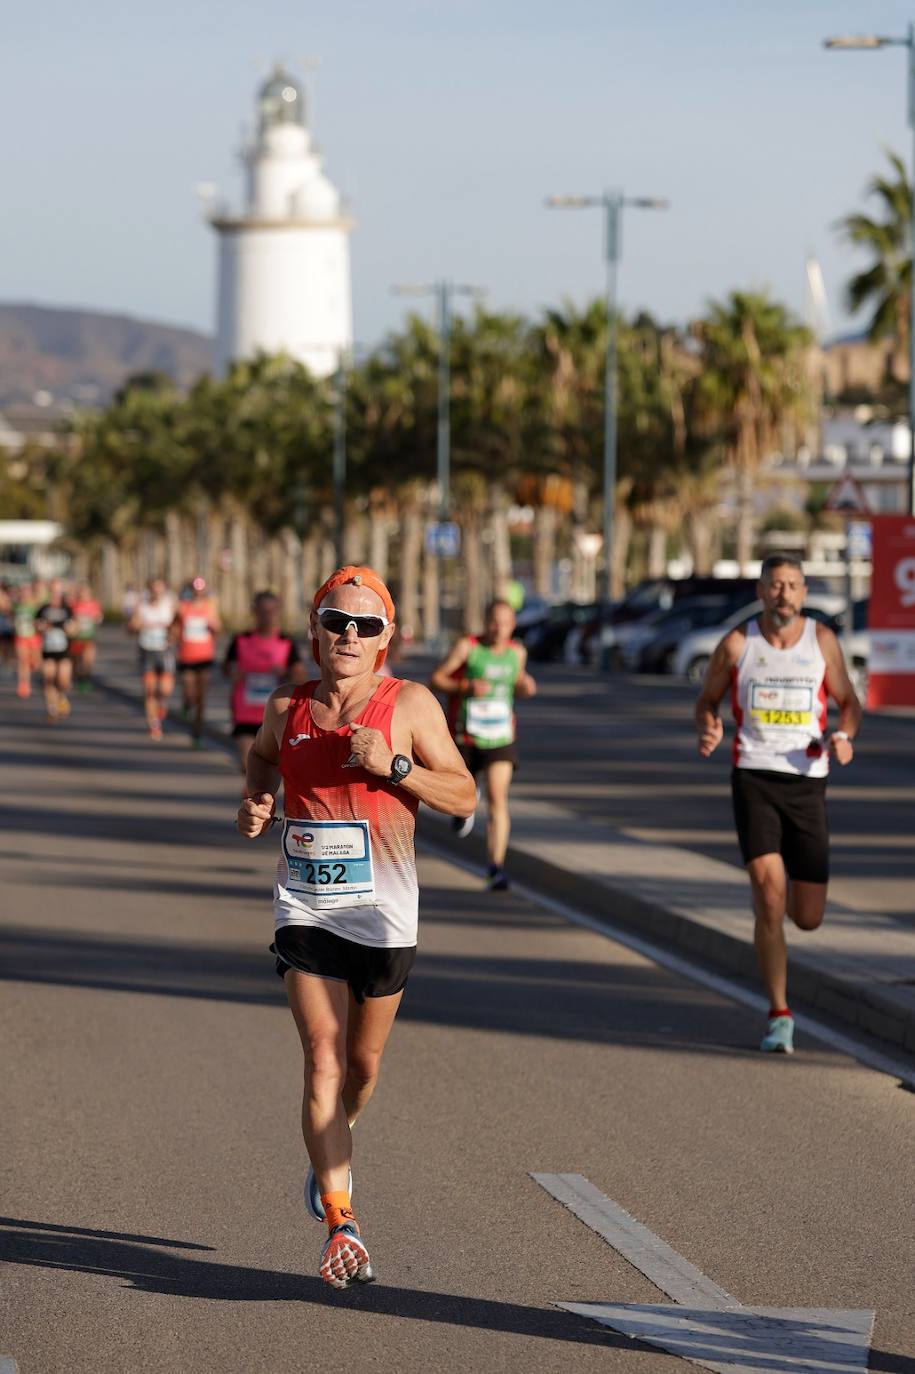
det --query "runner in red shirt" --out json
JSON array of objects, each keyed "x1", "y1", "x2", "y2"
[
  {"x1": 223, "y1": 591, "x2": 305, "y2": 775},
  {"x1": 69, "y1": 582, "x2": 103, "y2": 693},
  {"x1": 236, "y1": 566, "x2": 474, "y2": 1291},
  {"x1": 172, "y1": 577, "x2": 221, "y2": 747}
]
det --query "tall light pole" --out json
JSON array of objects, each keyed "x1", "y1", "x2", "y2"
[
  {"x1": 392, "y1": 280, "x2": 484, "y2": 640},
  {"x1": 546, "y1": 192, "x2": 669, "y2": 608},
  {"x1": 824, "y1": 27, "x2": 915, "y2": 514},
  {"x1": 333, "y1": 351, "x2": 348, "y2": 567}
]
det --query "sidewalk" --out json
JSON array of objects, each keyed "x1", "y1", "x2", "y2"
[{"x1": 89, "y1": 626, "x2": 915, "y2": 1058}]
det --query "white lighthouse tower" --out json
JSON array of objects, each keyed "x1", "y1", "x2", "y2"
[{"x1": 209, "y1": 65, "x2": 353, "y2": 379}]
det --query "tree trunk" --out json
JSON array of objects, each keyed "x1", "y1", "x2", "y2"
[
  {"x1": 735, "y1": 461, "x2": 755, "y2": 572},
  {"x1": 611, "y1": 505, "x2": 632, "y2": 601},
  {"x1": 398, "y1": 504, "x2": 422, "y2": 644},
  {"x1": 422, "y1": 537, "x2": 440, "y2": 644},
  {"x1": 488, "y1": 487, "x2": 512, "y2": 597},
  {"x1": 647, "y1": 524, "x2": 667, "y2": 578},
  {"x1": 461, "y1": 509, "x2": 484, "y2": 634},
  {"x1": 368, "y1": 507, "x2": 390, "y2": 580},
  {"x1": 533, "y1": 503, "x2": 557, "y2": 600},
  {"x1": 280, "y1": 530, "x2": 301, "y2": 631},
  {"x1": 688, "y1": 511, "x2": 715, "y2": 575},
  {"x1": 164, "y1": 512, "x2": 183, "y2": 591}
]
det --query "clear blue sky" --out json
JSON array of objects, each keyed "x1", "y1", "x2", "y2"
[{"x1": 3, "y1": 0, "x2": 913, "y2": 346}]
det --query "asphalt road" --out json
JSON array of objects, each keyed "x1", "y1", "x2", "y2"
[{"x1": 1, "y1": 680, "x2": 913, "y2": 1373}]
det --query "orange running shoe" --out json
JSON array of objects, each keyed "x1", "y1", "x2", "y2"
[
  {"x1": 16, "y1": 682, "x2": 30, "y2": 699},
  {"x1": 319, "y1": 1224, "x2": 375, "y2": 1290}
]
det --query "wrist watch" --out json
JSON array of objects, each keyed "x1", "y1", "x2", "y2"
[{"x1": 389, "y1": 754, "x2": 413, "y2": 786}]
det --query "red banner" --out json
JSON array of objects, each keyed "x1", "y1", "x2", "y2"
[{"x1": 867, "y1": 515, "x2": 915, "y2": 708}]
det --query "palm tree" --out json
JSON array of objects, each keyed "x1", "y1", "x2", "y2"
[
  {"x1": 837, "y1": 149, "x2": 912, "y2": 382},
  {"x1": 694, "y1": 291, "x2": 813, "y2": 570}
]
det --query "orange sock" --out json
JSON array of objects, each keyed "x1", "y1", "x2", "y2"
[{"x1": 321, "y1": 1191, "x2": 357, "y2": 1231}]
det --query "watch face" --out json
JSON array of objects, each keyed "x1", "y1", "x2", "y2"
[{"x1": 393, "y1": 755, "x2": 411, "y2": 778}]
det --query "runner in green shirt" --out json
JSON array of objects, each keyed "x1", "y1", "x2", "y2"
[{"x1": 431, "y1": 599, "x2": 537, "y2": 890}]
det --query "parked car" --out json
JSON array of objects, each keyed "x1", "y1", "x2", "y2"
[
  {"x1": 524, "y1": 601, "x2": 600, "y2": 661},
  {"x1": 619, "y1": 595, "x2": 762, "y2": 673},
  {"x1": 588, "y1": 578, "x2": 758, "y2": 667},
  {"x1": 672, "y1": 600, "x2": 845, "y2": 685}
]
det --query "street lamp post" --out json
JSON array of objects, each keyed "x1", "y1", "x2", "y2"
[
  {"x1": 392, "y1": 280, "x2": 484, "y2": 642},
  {"x1": 333, "y1": 352, "x2": 348, "y2": 568},
  {"x1": 546, "y1": 192, "x2": 669, "y2": 609},
  {"x1": 824, "y1": 26, "x2": 915, "y2": 514}
]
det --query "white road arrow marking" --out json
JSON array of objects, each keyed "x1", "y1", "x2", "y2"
[{"x1": 532, "y1": 1173, "x2": 875, "y2": 1374}]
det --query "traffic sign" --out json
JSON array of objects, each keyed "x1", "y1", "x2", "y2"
[
  {"x1": 847, "y1": 520, "x2": 872, "y2": 559},
  {"x1": 425, "y1": 521, "x2": 461, "y2": 557},
  {"x1": 825, "y1": 473, "x2": 871, "y2": 515}
]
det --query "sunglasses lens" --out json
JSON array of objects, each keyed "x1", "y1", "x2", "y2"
[{"x1": 319, "y1": 611, "x2": 386, "y2": 637}]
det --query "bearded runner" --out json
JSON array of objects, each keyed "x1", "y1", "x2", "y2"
[
  {"x1": 237, "y1": 565, "x2": 475, "y2": 1290},
  {"x1": 694, "y1": 553, "x2": 862, "y2": 1055}
]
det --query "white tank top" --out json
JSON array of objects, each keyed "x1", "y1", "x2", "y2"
[
  {"x1": 733, "y1": 618, "x2": 828, "y2": 777},
  {"x1": 136, "y1": 596, "x2": 175, "y2": 652}
]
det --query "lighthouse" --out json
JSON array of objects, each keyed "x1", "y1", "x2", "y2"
[{"x1": 209, "y1": 65, "x2": 353, "y2": 379}]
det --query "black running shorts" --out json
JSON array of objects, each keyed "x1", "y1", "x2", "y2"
[
  {"x1": 731, "y1": 767, "x2": 829, "y2": 884},
  {"x1": 459, "y1": 742, "x2": 518, "y2": 775},
  {"x1": 178, "y1": 659, "x2": 214, "y2": 673},
  {"x1": 231, "y1": 721, "x2": 261, "y2": 737},
  {"x1": 271, "y1": 925, "x2": 416, "y2": 1003}
]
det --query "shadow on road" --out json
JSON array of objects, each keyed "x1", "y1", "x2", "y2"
[
  {"x1": 2, "y1": 1216, "x2": 912, "y2": 1370},
  {"x1": 0, "y1": 1215, "x2": 634, "y2": 1351},
  {"x1": 0, "y1": 924, "x2": 834, "y2": 1061}
]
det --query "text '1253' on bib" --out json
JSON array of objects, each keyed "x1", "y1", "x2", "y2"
[{"x1": 282, "y1": 818, "x2": 375, "y2": 910}]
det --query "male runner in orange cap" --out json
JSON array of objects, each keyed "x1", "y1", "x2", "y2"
[{"x1": 237, "y1": 566, "x2": 475, "y2": 1289}]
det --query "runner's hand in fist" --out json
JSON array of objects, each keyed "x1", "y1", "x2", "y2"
[
  {"x1": 237, "y1": 792, "x2": 275, "y2": 837},
  {"x1": 343, "y1": 723, "x2": 394, "y2": 777},
  {"x1": 697, "y1": 716, "x2": 724, "y2": 758}
]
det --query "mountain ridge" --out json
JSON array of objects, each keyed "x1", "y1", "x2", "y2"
[{"x1": 0, "y1": 302, "x2": 213, "y2": 406}]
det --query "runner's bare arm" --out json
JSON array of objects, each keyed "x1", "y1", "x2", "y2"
[
  {"x1": 514, "y1": 643, "x2": 537, "y2": 699},
  {"x1": 817, "y1": 623, "x2": 862, "y2": 763},
  {"x1": 694, "y1": 630, "x2": 745, "y2": 757},
  {"x1": 237, "y1": 691, "x2": 288, "y2": 836},
  {"x1": 346, "y1": 682, "x2": 476, "y2": 815},
  {"x1": 429, "y1": 637, "x2": 472, "y2": 694}
]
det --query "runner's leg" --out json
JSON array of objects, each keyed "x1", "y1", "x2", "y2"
[
  {"x1": 342, "y1": 988, "x2": 403, "y2": 1128},
  {"x1": 747, "y1": 853, "x2": 789, "y2": 1011},
  {"x1": 484, "y1": 759, "x2": 514, "y2": 869},
  {"x1": 41, "y1": 659, "x2": 59, "y2": 718},
  {"x1": 285, "y1": 970, "x2": 353, "y2": 1194},
  {"x1": 55, "y1": 658, "x2": 73, "y2": 716},
  {"x1": 16, "y1": 641, "x2": 33, "y2": 697},
  {"x1": 192, "y1": 667, "x2": 209, "y2": 740},
  {"x1": 787, "y1": 881, "x2": 827, "y2": 932},
  {"x1": 142, "y1": 671, "x2": 160, "y2": 732}
]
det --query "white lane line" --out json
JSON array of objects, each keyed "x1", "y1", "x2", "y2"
[
  {"x1": 531, "y1": 1173, "x2": 737, "y2": 1308},
  {"x1": 533, "y1": 1174, "x2": 876, "y2": 1373},
  {"x1": 0, "y1": 1359, "x2": 20, "y2": 1374},
  {"x1": 418, "y1": 836, "x2": 915, "y2": 1090}
]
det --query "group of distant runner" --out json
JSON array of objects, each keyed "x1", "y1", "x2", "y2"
[
  {"x1": 8, "y1": 552, "x2": 861, "y2": 1290},
  {"x1": 0, "y1": 577, "x2": 102, "y2": 720}
]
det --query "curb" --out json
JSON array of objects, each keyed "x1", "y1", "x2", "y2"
[{"x1": 418, "y1": 814, "x2": 915, "y2": 1061}]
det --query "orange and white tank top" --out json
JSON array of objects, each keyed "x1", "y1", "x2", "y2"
[
  {"x1": 177, "y1": 599, "x2": 216, "y2": 663},
  {"x1": 274, "y1": 678, "x2": 419, "y2": 948},
  {"x1": 732, "y1": 618, "x2": 828, "y2": 777}
]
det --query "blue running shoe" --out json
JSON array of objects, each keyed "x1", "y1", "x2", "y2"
[
  {"x1": 760, "y1": 1015, "x2": 794, "y2": 1054},
  {"x1": 319, "y1": 1223, "x2": 375, "y2": 1290},
  {"x1": 305, "y1": 1166, "x2": 354, "y2": 1222}
]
